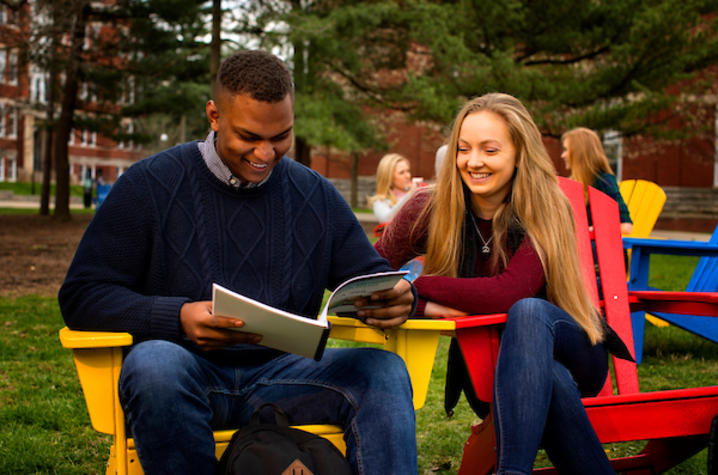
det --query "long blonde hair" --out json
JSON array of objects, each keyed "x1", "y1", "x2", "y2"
[
  {"x1": 422, "y1": 93, "x2": 603, "y2": 343},
  {"x1": 368, "y1": 153, "x2": 409, "y2": 207},
  {"x1": 562, "y1": 127, "x2": 614, "y2": 189}
]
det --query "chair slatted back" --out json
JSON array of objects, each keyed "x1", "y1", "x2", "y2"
[
  {"x1": 689, "y1": 226, "x2": 718, "y2": 292},
  {"x1": 619, "y1": 179, "x2": 666, "y2": 238},
  {"x1": 559, "y1": 177, "x2": 640, "y2": 396}
]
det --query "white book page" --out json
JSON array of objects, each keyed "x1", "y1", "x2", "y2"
[{"x1": 212, "y1": 284, "x2": 328, "y2": 359}]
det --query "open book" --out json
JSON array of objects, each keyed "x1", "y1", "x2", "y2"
[{"x1": 212, "y1": 270, "x2": 408, "y2": 360}]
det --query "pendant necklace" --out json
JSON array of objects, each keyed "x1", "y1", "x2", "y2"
[{"x1": 469, "y1": 212, "x2": 493, "y2": 256}]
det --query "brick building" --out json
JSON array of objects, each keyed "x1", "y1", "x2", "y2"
[{"x1": 0, "y1": 3, "x2": 143, "y2": 187}]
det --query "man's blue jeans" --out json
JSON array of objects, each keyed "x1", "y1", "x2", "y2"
[
  {"x1": 494, "y1": 298, "x2": 614, "y2": 474},
  {"x1": 119, "y1": 342, "x2": 417, "y2": 475}
]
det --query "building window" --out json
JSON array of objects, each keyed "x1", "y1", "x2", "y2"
[
  {"x1": 31, "y1": 73, "x2": 46, "y2": 103},
  {"x1": 7, "y1": 106, "x2": 16, "y2": 138},
  {"x1": 8, "y1": 155, "x2": 16, "y2": 181},
  {"x1": 0, "y1": 105, "x2": 6, "y2": 137},
  {"x1": 0, "y1": 50, "x2": 6, "y2": 84},
  {"x1": 602, "y1": 130, "x2": 623, "y2": 181},
  {"x1": 8, "y1": 51, "x2": 17, "y2": 85}
]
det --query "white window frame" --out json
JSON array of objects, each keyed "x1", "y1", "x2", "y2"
[
  {"x1": 8, "y1": 155, "x2": 16, "y2": 182},
  {"x1": 0, "y1": 104, "x2": 6, "y2": 137},
  {"x1": 7, "y1": 106, "x2": 16, "y2": 138},
  {"x1": 602, "y1": 130, "x2": 624, "y2": 181},
  {"x1": 8, "y1": 50, "x2": 17, "y2": 85},
  {"x1": 0, "y1": 50, "x2": 6, "y2": 84}
]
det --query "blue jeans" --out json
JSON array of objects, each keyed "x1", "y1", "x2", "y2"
[
  {"x1": 493, "y1": 298, "x2": 614, "y2": 474},
  {"x1": 119, "y1": 342, "x2": 417, "y2": 475}
]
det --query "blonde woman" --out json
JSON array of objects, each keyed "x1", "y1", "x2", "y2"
[
  {"x1": 376, "y1": 93, "x2": 618, "y2": 474},
  {"x1": 368, "y1": 153, "x2": 416, "y2": 222},
  {"x1": 561, "y1": 127, "x2": 633, "y2": 235}
]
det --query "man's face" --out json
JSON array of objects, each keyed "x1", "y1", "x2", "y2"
[{"x1": 206, "y1": 90, "x2": 294, "y2": 184}]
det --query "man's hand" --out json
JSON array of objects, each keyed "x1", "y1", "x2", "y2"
[
  {"x1": 180, "y1": 301, "x2": 263, "y2": 351},
  {"x1": 354, "y1": 278, "x2": 414, "y2": 329}
]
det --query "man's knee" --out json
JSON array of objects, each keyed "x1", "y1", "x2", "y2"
[
  {"x1": 120, "y1": 340, "x2": 200, "y2": 400},
  {"x1": 354, "y1": 348, "x2": 410, "y2": 387}
]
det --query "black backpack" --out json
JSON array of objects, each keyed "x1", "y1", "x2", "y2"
[{"x1": 216, "y1": 403, "x2": 352, "y2": 475}]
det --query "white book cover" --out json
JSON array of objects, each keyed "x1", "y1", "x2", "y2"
[{"x1": 212, "y1": 270, "x2": 408, "y2": 360}]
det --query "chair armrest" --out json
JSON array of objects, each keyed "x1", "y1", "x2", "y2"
[
  {"x1": 623, "y1": 237, "x2": 718, "y2": 255},
  {"x1": 628, "y1": 291, "x2": 718, "y2": 317},
  {"x1": 328, "y1": 316, "x2": 455, "y2": 409},
  {"x1": 59, "y1": 326, "x2": 133, "y2": 348}
]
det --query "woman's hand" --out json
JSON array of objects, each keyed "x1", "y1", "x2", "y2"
[{"x1": 424, "y1": 301, "x2": 469, "y2": 318}]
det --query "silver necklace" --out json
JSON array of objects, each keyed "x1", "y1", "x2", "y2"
[{"x1": 469, "y1": 212, "x2": 493, "y2": 255}]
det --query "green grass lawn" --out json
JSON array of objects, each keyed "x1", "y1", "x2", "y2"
[
  {"x1": 0, "y1": 181, "x2": 84, "y2": 198},
  {"x1": 0, "y1": 254, "x2": 715, "y2": 474},
  {"x1": 0, "y1": 207, "x2": 95, "y2": 215}
]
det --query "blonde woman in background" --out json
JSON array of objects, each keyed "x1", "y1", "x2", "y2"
[
  {"x1": 561, "y1": 127, "x2": 633, "y2": 235},
  {"x1": 368, "y1": 153, "x2": 417, "y2": 222},
  {"x1": 377, "y1": 93, "x2": 625, "y2": 474}
]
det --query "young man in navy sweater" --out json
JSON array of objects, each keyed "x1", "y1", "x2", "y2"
[{"x1": 60, "y1": 49, "x2": 417, "y2": 475}]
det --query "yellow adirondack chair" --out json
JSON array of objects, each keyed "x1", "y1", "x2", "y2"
[
  {"x1": 619, "y1": 179, "x2": 668, "y2": 326},
  {"x1": 59, "y1": 316, "x2": 453, "y2": 475},
  {"x1": 619, "y1": 179, "x2": 666, "y2": 239}
]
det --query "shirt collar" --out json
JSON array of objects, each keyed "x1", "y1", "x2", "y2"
[{"x1": 197, "y1": 130, "x2": 272, "y2": 189}]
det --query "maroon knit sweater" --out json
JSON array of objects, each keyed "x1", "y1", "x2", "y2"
[{"x1": 374, "y1": 190, "x2": 546, "y2": 316}]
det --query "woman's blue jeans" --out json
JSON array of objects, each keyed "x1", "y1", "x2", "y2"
[
  {"x1": 119, "y1": 343, "x2": 417, "y2": 475},
  {"x1": 493, "y1": 298, "x2": 614, "y2": 474}
]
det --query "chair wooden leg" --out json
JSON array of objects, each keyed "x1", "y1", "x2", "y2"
[{"x1": 458, "y1": 412, "x2": 496, "y2": 475}]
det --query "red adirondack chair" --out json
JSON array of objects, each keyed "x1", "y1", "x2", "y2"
[{"x1": 450, "y1": 177, "x2": 718, "y2": 474}]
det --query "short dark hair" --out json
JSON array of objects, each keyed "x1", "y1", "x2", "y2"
[{"x1": 215, "y1": 50, "x2": 293, "y2": 102}]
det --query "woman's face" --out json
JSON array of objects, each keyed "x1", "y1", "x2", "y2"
[
  {"x1": 392, "y1": 159, "x2": 412, "y2": 191},
  {"x1": 561, "y1": 138, "x2": 571, "y2": 170},
  {"x1": 457, "y1": 110, "x2": 517, "y2": 218}
]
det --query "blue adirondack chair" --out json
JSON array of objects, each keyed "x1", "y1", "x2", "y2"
[{"x1": 624, "y1": 225, "x2": 718, "y2": 363}]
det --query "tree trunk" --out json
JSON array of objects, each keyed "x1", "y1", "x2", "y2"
[
  {"x1": 209, "y1": 0, "x2": 221, "y2": 88},
  {"x1": 53, "y1": 1, "x2": 89, "y2": 221},
  {"x1": 294, "y1": 135, "x2": 311, "y2": 167},
  {"x1": 40, "y1": 69, "x2": 57, "y2": 216}
]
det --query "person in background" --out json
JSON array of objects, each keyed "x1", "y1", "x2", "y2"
[
  {"x1": 59, "y1": 49, "x2": 417, "y2": 475},
  {"x1": 82, "y1": 169, "x2": 93, "y2": 208},
  {"x1": 561, "y1": 127, "x2": 633, "y2": 235},
  {"x1": 368, "y1": 153, "x2": 418, "y2": 222},
  {"x1": 376, "y1": 93, "x2": 620, "y2": 474}
]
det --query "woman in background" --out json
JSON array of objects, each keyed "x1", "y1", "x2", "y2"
[
  {"x1": 561, "y1": 127, "x2": 633, "y2": 235},
  {"x1": 376, "y1": 93, "x2": 615, "y2": 474},
  {"x1": 368, "y1": 153, "x2": 417, "y2": 222}
]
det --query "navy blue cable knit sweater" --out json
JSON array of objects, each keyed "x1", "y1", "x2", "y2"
[{"x1": 59, "y1": 141, "x2": 392, "y2": 360}]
